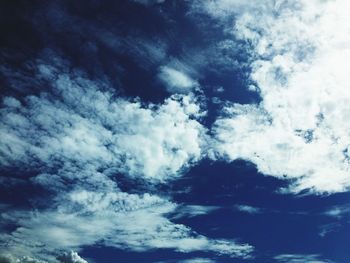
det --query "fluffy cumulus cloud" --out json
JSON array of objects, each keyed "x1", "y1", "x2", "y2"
[
  {"x1": 206, "y1": 0, "x2": 350, "y2": 193},
  {"x1": 0, "y1": 56, "x2": 252, "y2": 261},
  {"x1": 0, "y1": 254, "x2": 47, "y2": 263},
  {"x1": 1, "y1": 62, "x2": 205, "y2": 182},
  {"x1": 58, "y1": 251, "x2": 88, "y2": 263}
]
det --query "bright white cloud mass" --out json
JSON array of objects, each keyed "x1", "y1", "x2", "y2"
[{"x1": 205, "y1": 0, "x2": 350, "y2": 193}]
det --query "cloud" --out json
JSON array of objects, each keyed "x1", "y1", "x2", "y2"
[
  {"x1": 155, "y1": 258, "x2": 215, "y2": 263},
  {"x1": 274, "y1": 254, "x2": 335, "y2": 263},
  {"x1": 131, "y1": 0, "x2": 166, "y2": 5},
  {"x1": 0, "y1": 251, "x2": 87, "y2": 263},
  {"x1": 58, "y1": 251, "x2": 87, "y2": 263},
  {"x1": 158, "y1": 66, "x2": 198, "y2": 94},
  {"x1": 318, "y1": 222, "x2": 341, "y2": 237},
  {"x1": 178, "y1": 258, "x2": 215, "y2": 263},
  {"x1": 1, "y1": 61, "x2": 206, "y2": 182},
  {"x1": 323, "y1": 204, "x2": 350, "y2": 218},
  {"x1": 0, "y1": 55, "x2": 252, "y2": 260},
  {"x1": 234, "y1": 205, "x2": 261, "y2": 214},
  {"x1": 171, "y1": 205, "x2": 220, "y2": 219},
  {"x1": 1, "y1": 190, "x2": 253, "y2": 260},
  {"x1": 208, "y1": 0, "x2": 350, "y2": 194},
  {"x1": 191, "y1": 0, "x2": 273, "y2": 23}
]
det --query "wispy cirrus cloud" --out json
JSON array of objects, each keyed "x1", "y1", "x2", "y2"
[
  {"x1": 323, "y1": 204, "x2": 350, "y2": 219},
  {"x1": 318, "y1": 222, "x2": 341, "y2": 238},
  {"x1": 155, "y1": 258, "x2": 215, "y2": 263},
  {"x1": 170, "y1": 205, "x2": 220, "y2": 219},
  {"x1": 274, "y1": 254, "x2": 335, "y2": 263}
]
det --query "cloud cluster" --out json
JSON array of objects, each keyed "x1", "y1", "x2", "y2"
[
  {"x1": 208, "y1": 0, "x2": 350, "y2": 193},
  {"x1": 4, "y1": 0, "x2": 350, "y2": 261},
  {"x1": 0, "y1": 251, "x2": 87, "y2": 263},
  {"x1": 58, "y1": 251, "x2": 88, "y2": 263},
  {"x1": 0, "y1": 57, "x2": 252, "y2": 261},
  {"x1": 1, "y1": 62, "x2": 206, "y2": 182}
]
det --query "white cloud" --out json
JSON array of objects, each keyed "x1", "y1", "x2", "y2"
[
  {"x1": 154, "y1": 258, "x2": 215, "y2": 263},
  {"x1": 158, "y1": 66, "x2": 198, "y2": 94},
  {"x1": 323, "y1": 204, "x2": 350, "y2": 218},
  {"x1": 1, "y1": 190, "x2": 252, "y2": 260},
  {"x1": 0, "y1": 58, "x2": 252, "y2": 260},
  {"x1": 209, "y1": 0, "x2": 350, "y2": 194},
  {"x1": 0, "y1": 254, "x2": 47, "y2": 263},
  {"x1": 234, "y1": 205, "x2": 261, "y2": 214},
  {"x1": 178, "y1": 258, "x2": 215, "y2": 263},
  {"x1": 191, "y1": 0, "x2": 272, "y2": 22},
  {"x1": 58, "y1": 251, "x2": 88, "y2": 263},
  {"x1": 171, "y1": 205, "x2": 220, "y2": 219},
  {"x1": 132, "y1": 0, "x2": 166, "y2": 5},
  {"x1": 1, "y1": 66, "x2": 206, "y2": 182},
  {"x1": 0, "y1": 251, "x2": 87, "y2": 263},
  {"x1": 318, "y1": 222, "x2": 340, "y2": 237},
  {"x1": 274, "y1": 254, "x2": 335, "y2": 263}
]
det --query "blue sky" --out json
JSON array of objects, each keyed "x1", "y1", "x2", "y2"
[{"x1": 1, "y1": 0, "x2": 350, "y2": 262}]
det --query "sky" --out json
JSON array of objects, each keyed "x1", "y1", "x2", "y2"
[{"x1": 0, "y1": 0, "x2": 350, "y2": 262}]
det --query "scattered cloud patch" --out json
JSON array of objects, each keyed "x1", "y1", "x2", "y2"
[
  {"x1": 158, "y1": 66, "x2": 198, "y2": 94},
  {"x1": 155, "y1": 258, "x2": 215, "y2": 263},
  {"x1": 234, "y1": 205, "x2": 261, "y2": 214},
  {"x1": 178, "y1": 258, "x2": 216, "y2": 263},
  {"x1": 318, "y1": 222, "x2": 341, "y2": 238},
  {"x1": 323, "y1": 204, "x2": 350, "y2": 219},
  {"x1": 274, "y1": 254, "x2": 335, "y2": 263},
  {"x1": 171, "y1": 205, "x2": 220, "y2": 219},
  {"x1": 132, "y1": 0, "x2": 166, "y2": 5}
]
